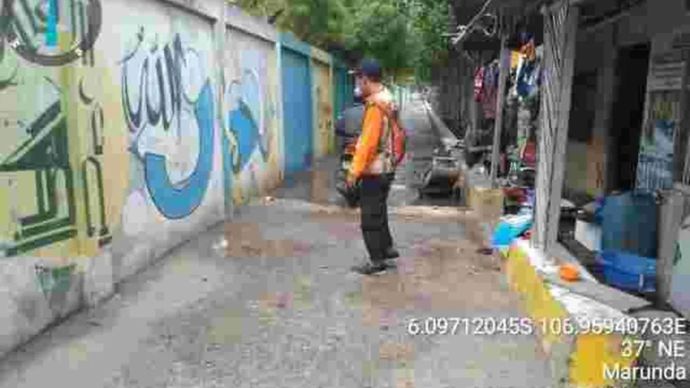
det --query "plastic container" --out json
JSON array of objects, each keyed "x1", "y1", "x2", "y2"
[
  {"x1": 596, "y1": 250, "x2": 657, "y2": 293},
  {"x1": 601, "y1": 192, "x2": 658, "y2": 258}
]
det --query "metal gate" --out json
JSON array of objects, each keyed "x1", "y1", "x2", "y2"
[{"x1": 281, "y1": 38, "x2": 313, "y2": 174}]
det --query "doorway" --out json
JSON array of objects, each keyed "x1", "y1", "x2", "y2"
[{"x1": 608, "y1": 43, "x2": 650, "y2": 192}]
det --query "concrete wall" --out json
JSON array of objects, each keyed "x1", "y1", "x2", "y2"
[
  {"x1": 311, "y1": 48, "x2": 334, "y2": 158},
  {"x1": 0, "y1": 0, "x2": 339, "y2": 359}
]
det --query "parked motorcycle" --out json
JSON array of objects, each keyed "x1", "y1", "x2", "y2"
[
  {"x1": 335, "y1": 136, "x2": 359, "y2": 207},
  {"x1": 334, "y1": 100, "x2": 365, "y2": 208}
]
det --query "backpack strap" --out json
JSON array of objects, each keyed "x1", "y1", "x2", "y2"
[{"x1": 370, "y1": 101, "x2": 396, "y2": 155}]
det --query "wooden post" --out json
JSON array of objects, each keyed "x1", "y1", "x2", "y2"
[
  {"x1": 532, "y1": 1, "x2": 579, "y2": 253},
  {"x1": 490, "y1": 35, "x2": 510, "y2": 188}
]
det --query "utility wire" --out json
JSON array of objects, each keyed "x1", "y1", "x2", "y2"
[{"x1": 449, "y1": 0, "x2": 495, "y2": 45}]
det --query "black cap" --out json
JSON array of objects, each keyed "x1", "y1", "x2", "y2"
[{"x1": 350, "y1": 58, "x2": 383, "y2": 81}]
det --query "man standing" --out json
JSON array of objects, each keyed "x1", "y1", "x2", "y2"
[{"x1": 346, "y1": 58, "x2": 399, "y2": 275}]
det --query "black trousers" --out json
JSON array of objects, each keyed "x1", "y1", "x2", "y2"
[{"x1": 359, "y1": 173, "x2": 394, "y2": 262}]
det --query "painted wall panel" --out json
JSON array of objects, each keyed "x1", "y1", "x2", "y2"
[
  {"x1": 224, "y1": 27, "x2": 282, "y2": 206},
  {"x1": 333, "y1": 64, "x2": 354, "y2": 118},
  {"x1": 313, "y1": 60, "x2": 333, "y2": 158},
  {"x1": 105, "y1": 0, "x2": 223, "y2": 280},
  {"x1": 281, "y1": 47, "x2": 313, "y2": 173},
  {"x1": 333, "y1": 65, "x2": 347, "y2": 118}
]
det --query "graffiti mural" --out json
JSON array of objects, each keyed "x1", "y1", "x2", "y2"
[
  {"x1": 0, "y1": 0, "x2": 101, "y2": 67},
  {"x1": 0, "y1": 0, "x2": 106, "y2": 257},
  {"x1": 222, "y1": 36, "x2": 280, "y2": 207},
  {"x1": 35, "y1": 262, "x2": 76, "y2": 312},
  {"x1": 79, "y1": 80, "x2": 111, "y2": 246},
  {"x1": 224, "y1": 67, "x2": 270, "y2": 174},
  {"x1": 120, "y1": 28, "x2": 214, "y2": 220},
  {"x1": 0, "y1": 86, "x2": 77, "y2": 256}
]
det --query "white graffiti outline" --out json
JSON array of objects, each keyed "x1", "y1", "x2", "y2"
[
  {"x1": 221, "y1": 67, "x2": 271, "y2": 172},
  {"x1": 243, "y1": 68, "x2": 269, "y2": 158},
  {"x1": 222, "y1": 77, "x2": 241, "y2": 171}
]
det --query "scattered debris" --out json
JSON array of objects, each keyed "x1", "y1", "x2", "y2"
[{"x1": 477, "y1": 247, "x2": 494, "y2": 255}]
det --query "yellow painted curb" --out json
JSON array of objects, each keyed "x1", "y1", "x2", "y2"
[{"x1": 503, "y1": 242, "x2": 638, "y2": 388}]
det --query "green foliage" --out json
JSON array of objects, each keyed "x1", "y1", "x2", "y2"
[{"x1": 232, "y1": 0, "x2": 450, "y2": 83}]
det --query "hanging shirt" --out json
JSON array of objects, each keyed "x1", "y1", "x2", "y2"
[
  {"x1": 482, "y1": 63, "x2": 499, "y2": 119},
  {"x1": 473, "y1": 66, "x2": 485, "y2": 102}
]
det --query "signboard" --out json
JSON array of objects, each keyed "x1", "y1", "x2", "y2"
[
  {"x1": 647, "y1": 61, "x2": 686, "y2": 91},
  {"x1": 636, "y1": 92, "x2": 679, "y2": 190},
  {"x1": 672, "y1": 31, "x2": 690, "y2": 50},
  {"x1": 636, "y1": 49, "x2": 689, "y2": 191}
]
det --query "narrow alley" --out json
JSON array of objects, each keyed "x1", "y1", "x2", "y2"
[{"x1": 0, "y1": 96, "x2": 553, "y2": 388}]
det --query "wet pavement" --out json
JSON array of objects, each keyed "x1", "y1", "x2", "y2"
[{"x1": 0, "y1": 97, "x2": 553, "y2": 388}]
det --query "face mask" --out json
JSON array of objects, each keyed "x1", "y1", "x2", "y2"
[{"x1": 354, "y1": 86, "x2": 362, "y2": 97}]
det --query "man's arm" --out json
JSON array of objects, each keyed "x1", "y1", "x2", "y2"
[{"x1": 349, "y1": 104, "x2": 383, "y2": 180}]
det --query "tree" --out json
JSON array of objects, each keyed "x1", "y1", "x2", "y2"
[{"x1": 231, "y1": 0, "x2": 450, "y2": 83}]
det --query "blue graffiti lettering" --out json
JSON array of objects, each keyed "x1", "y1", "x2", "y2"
[
  {"x1": 143, "y1": 81, "x2": 214, "y2": 219},
  {"x1": 225, "y1": 68, "x2": 270, "y2": 174},
  {"x1": 229, "y1": 100, "x2": 259, "y2": 172}
]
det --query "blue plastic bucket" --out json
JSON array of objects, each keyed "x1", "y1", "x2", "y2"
[{"x1": 596, "y1": 250, "x2": 656, "y2": 293}]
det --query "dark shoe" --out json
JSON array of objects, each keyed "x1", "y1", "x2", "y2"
[
  {"x1": 384, "y1": 247, "x2": 400, "y2": 259},
  {"x1": 351, "y1": 261, "x2": 388, "y2": 275}
]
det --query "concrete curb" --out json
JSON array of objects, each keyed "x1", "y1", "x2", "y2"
[
  {"x1": 421, "y1": 100, "x2": 460, "y2": 149},
  {"x1": 504, "y1": 239, "x2": 639, "y2": 387}
]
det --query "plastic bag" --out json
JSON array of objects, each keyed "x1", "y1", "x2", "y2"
[{"x1": 491, "y1": 214, "x2": 533, "y2": 248}]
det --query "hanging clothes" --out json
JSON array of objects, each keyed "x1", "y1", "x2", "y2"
[
  {"x1": 515, "y1": 38, "x2": 542, "y2": 103},
  {"x1": 473, "y1": 66, "x2": 485, "y2": 102},
  {"x1": 510, "y1": 55, "x2": 524, "y2": 99},
  {"x1": 520, "y1": 38, "x2": 537, "y2": 62},
  {"x1": 525, "y1": 57, "x2": 541, "y2": 101},
  {"x1": 516, "y1": 60, "x2": 535, "y2": 98},
  {"x1": 481, "y1": 61, "x2": 499, "y2": 119}
]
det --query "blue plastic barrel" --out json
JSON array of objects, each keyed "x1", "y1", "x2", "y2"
[{"x1": 601, "y1": 192, "x2": 658, "y2": 258}]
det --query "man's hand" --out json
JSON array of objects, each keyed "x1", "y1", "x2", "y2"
[{"x1": 346, "y1": 173, "x2": 357, "y2": 187}]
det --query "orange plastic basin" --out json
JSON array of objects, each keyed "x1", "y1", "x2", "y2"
[{"x1": 559, "y1": 263, "x2": 581, "y2": 282}]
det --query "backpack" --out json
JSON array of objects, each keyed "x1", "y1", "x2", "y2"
[{"x1": 373, "y1": 102, "x2": 407, "y2": 167}]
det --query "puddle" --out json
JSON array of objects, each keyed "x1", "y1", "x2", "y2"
[{"x1": 223, "y1": 222, "x2": 313, "y2": 258}]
